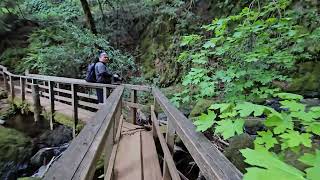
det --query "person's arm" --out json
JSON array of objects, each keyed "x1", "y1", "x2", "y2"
[{"x1": 96, "y1": 63, "x2": 112, "y2": 77}]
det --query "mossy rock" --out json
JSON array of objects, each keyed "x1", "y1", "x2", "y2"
[
  {"x1": 287, "y1": 61, "x2": 320, "y2": 97},
  {"x1": 0, "y1": 88, "x2": 8, "y2": 99},
  {"x1": 189, "y1": 99, "x2": 214, "y2": 117},
  {"x1": 0, "y1": 127, "x2": 33, "y2": 178}
]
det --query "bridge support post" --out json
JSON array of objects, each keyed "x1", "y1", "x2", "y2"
[
  {"x1": 49, "y1": 81, "x2": 55, "y2": 130},
  {"x1": 71, "y1": 84, "x2": 78, "y2": 138},
  {"x1": 130, "y1": 89, "x2": 137, "y2": 124},
  {"x1": 20, "y1": 77, "x2": 25, "y2": 101},
  {"x1": 9, "y1": 75, "x2": 15, "y2": 101},
  {"x1": 2, "y1": 68, "x2": 9, "y2": 91},
  {"x1": 32, "y1": 84, "x2": 41, "y2": 122},
  {"x1": 163, "y1": 118, "x2": 176, "y2": 180}
]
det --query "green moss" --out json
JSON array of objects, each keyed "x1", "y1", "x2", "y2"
[
  {"x1": 17, "y1": 177, "x2": 41, "y2": 180},
  {"x1": 54, "y1": 112, "x2": 84, "y2": 132},
  {"x1": 189, "y1": 99, "x2": 215, "y2": 117},
  {"x1": 288, "y1": 61, "x2": 320, "y2": 95},
  {"x1": 0, "y1": 127, "x2": 32, "y2": 164}
]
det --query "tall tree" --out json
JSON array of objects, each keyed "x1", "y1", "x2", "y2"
[{"x1": 79, "y1": 0, "x2": 97, "y2": 35}]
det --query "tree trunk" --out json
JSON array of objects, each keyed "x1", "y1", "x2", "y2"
[{"x1": 79, "y1": 0, "x2": 97, "y2": 35}]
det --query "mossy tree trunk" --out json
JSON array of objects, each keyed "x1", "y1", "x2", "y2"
[{"x1": 79, "y1": 0, "x2": 97, "y2": 35}]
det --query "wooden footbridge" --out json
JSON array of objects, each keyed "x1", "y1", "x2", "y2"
[{"x1": 0, "y1": 65, "x2": 242, "y2": 180}]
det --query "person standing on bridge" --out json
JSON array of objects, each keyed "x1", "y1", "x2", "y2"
[{"x1": 95, "y1": 51, "x2": 119, "y2": 103}]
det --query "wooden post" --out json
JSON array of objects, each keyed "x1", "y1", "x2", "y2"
[
  {"x1": 49, "y1": 81, "x2": 55, "y2": 130},
  {"x1": 2, "y1": 71, "x2": 9, "y2": 91},
  {"x1": 71, "y1": 84, "x2": 78, "y2": 138},
  {"x1": 32, "y1": 84, "x2": 41, "y2": 122},
  {"x1": 20, "y1": 77, "x2": 25, "y2": 101},
  {"x1": 9, "y1": 75, "x2": 15, "y2": 101},
  {"x1": 131, "y1": 89, "x2": 137, "y2": 124},
  {"x1": 151, "y1": 105, "x2": 157, "y2": 138},
  {"x1": 103, "y1": 87, "x2": 107, "y2": 103},
  {"x1": 163, "y1": 117, "x2": 176, "y2": 180}
]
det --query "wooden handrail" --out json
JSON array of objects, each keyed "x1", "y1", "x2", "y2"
[
  {"x1": 43, "y1": 85, "x2": 124, "y2": 180},
  {"x1": 152, "y1": 87, "x2": 243, "y2": 180}
]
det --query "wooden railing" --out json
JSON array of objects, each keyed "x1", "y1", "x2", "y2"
[
  {"x1": 152, "y1": 87, "x2": 243, "y2": 180},
  {"x1": 0, "y1": 65, "x2": 242, "y2": 180}
]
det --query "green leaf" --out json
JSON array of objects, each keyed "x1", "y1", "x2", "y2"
[
  {"x1": 299, "y1": 150, "x2": 320, "y2": 167},
  {"x1": 280, "y1": 100, "x2": 305, "y2": 112},
  {"x1": 299, "y1": 150, "x2": 320, "y2": 180},
  {"x1": 241, "y1": 148, "x2": 306, "y2": 180},
  {"x1": 235, "y1": 102, "x2": 267, "y2": 117},
  {"x1": 254, "y1": 130, "x2": 278, "y2": 150},
  {"x1": 275, "y1": 93, "x2": 303, "y2": 100},
  {"x1": 305, "y1": 122, "x2": 320, "y2": 135},
  {"x1": 180, "y1": 34, "x2": 202, "y2": 46},
  {"x1": 209, "y1": 103, "x2": 233, "y2": 113},
  {"x1": 264, "y1": 113, "x2": 294, "y2": 134},
  {"x1": 214, "y1": 119, "x2": 244, "y2": 139},
  {"x1": 290, "y1": 111, "x2": 317, "y2": 122},
  {"x1": 279, "y1": 130, "x2": 312, "y2": 150},
  {"x1": 193, "y1": 110, "x2": 216, "y2": 132}
]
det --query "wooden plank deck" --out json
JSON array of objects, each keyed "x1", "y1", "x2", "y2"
[{"x1": 113, "y1": 122, "x2": 162, "y2": 180}]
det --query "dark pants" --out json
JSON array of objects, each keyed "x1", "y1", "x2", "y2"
[{"x1": 96, "y1": 88, "x2": 104, "y2": 103}]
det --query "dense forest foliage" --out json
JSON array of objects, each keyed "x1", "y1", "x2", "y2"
[{"x1": 1, "y1": 0, "x2": 320, "y2": 179}]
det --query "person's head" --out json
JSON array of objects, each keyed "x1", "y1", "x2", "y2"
[{"x1": 99, "y1": 51, "x2": 109, "y2": 63}]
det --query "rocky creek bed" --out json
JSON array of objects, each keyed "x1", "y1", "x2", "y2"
[{"x1": 0, "y1": 90, "x2": 73, "y2": 179}]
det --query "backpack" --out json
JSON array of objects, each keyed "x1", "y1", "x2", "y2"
[{"x1": 85, "y1": 63, "x2": 97, "y2": 82}]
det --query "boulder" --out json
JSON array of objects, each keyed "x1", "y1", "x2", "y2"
[
  {"x1": 223, "y1": 133, "x2": 254, "y2": 173},
  {"x1": 35, "y1": 125, "x2": 72, "y2": 148}
]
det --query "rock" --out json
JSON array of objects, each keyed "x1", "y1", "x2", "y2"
[
  {"x1": 0, "y1": 88, "x2": 8, "y2": 99},
  {"x1": 301, "y1": 98, "x2": 320, "y2": 108},
  {"x1": 286, "y1": 61, "x2": 320, "y2": 98},
  {"x1": 30, "y1": 148, "x2": 55, "y2": 167},
  {"x1": 223, "y1": 133, "x2": 254, "y2": 173},
  {"x1": 0, "y1": 128, "x2": 33, "y2": 179},
  {"x1": 190, "y1": 99, "x2": 214, "y2": 117},
  {"x1": 35, "y1": 125, "x2": 72, "y2": 148},
  {"x1": 244, "y1": 118, "x2": 265, "y2": 135},
  {"x1": 0, "y1": 119, "x2": 5, "y2": 125}
]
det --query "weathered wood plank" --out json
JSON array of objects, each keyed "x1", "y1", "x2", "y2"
[
  {"x1": 43, "y1": 86, "x2": 124, "y2": 180},
  {"x1": 131, "y1": 89, "x2": 137, "y2": 124},
  {"x1": 71, "y1": 84, "x2": 78, "y2": 138},
  {"x1": 141, "y1": 131, "x2": 162, "y2": 180},
  {"x1": 27, "y1": 73, "x2": 117, "y2": 88},
  {"x1": 152, "y1": 87, "x2": 243, "y2": 180},
  {"x1": 163, "y1": 118, "x2": 176, "y2": 180},
  {"x1": 20, "y1": 77, "x2": 25, "y2": 101},
  {"x1": 113, "y1": 132, "x2": 142, "y2": 180},
  {"x1": 32, "y1": 84, "x2": 41, "y2": 122},
  {"x1": 104, "y1": 115, "x2": 124, "y2": 180},
  {"x1": 48, "y1": 81, "x2": 55, "y2": 130},
  {"x1": 9, "y1": 76, "x2": 15, "y2": 100}
]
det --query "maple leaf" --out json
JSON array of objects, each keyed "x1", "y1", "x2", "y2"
[
  {"x1": 209, "y1": 103, "x2": 233, "y2": 113},
  {"x1": 280, "y1": 100, "x2": 305, "y2": 112},
  {"x1": 214, "y1": 119, "x2": 244, "y2": 139},
  {"x1": 279, "y1": 130, "x2": 312, "y2": 150},
  {"x1": 299, "y1": 150, "x2": 320, "y2": 180},
  {"x1": 193, "y1": 110, "x2": 216, "y2": 132},
  {"x1": 264, "y1": 113, "x2": 294, "y2": 134},
  {"x1": 241, "y1": 148, "x2": 306, "y2": 180},
  {"x1": 235, "y1": 102, "x2": 267, "y2": 117},
  {"x1": 290, "y1": 111, "x2": 316, "y2": 122},
  {"x1": 254, "y1": 130, "x2": 278, "y2": 150},
  {"x1": 304, "y1": 122, "x2": 320, "y2": 135},
  {"x1": 275, "y1": 93, "x2": 303, "y2": 100}
]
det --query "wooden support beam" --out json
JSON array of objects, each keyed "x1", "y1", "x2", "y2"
[
  {"x1": 9, "y1": 75, "x2": 15, "y2": 101},
  {"x1": 131, "y1": 89, "x2": 137, "y2": 124},
  {"x1": 105, "y1": 115, "x2": 124, "y2": 180},
  {"x1": 71, "y1": 84, "x2": 78, "y2": 138},
  {"x1": 151, "y1": 106, "x2": 180, "y2": 180},
  {"x1": 2, "y1": 69, "x2": 9, "y2": 91},
  {"x1": 20, "y1": 77, "x2": 25, "y2": 101},
  {"x1": 163, "y1": 118, "x2": 176, "y2": 180},
  {"x1": 49, "y1": 81, "x2": 55, "y2": 130},
  {"x1": 32, "y1": 84, "x2": 41, "y2": 122}
]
